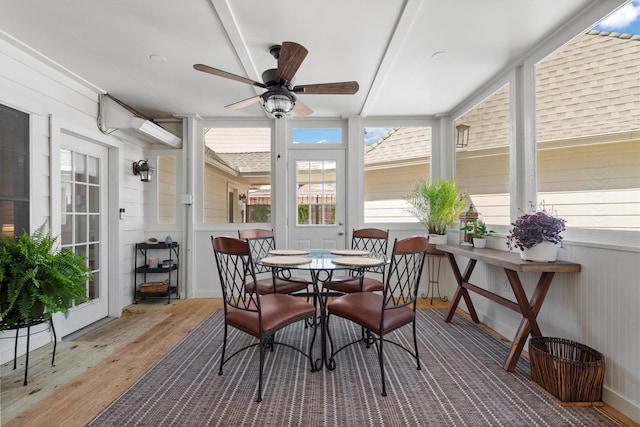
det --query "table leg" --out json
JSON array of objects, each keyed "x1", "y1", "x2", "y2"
[
  {"x1": 503, "y1": 270, "x2": 555, "y2": 371},
  {"x1": 310, "y1": 269, "x2": 335, "y2": 371},
  {"x1": 444, "y1": 253, "x2": 479, "y2": 323}
]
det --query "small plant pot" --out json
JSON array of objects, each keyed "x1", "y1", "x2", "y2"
[
  {"x1": 473, "y1": 237, "x2": 487, "y2": 248},
  {"x1": 428, "y1": 234, "x2": 447, "y2": 245}
]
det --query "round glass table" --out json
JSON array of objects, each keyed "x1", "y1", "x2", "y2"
[{"x1": 259, "y1": 249, "x2": 388, "y2": 370}]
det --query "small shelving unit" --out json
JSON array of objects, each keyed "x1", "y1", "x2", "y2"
[{"x1": 134, "y1": 242, "x2": 179, "y2": 304}]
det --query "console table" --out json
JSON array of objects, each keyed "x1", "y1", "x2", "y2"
[{"x1": 436, "y1": 244, "x2": 581, "y2": 371}]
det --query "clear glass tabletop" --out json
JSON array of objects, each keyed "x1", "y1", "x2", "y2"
[{"x1": 258, "y1": 249, "x2": 387, "y2": 270}]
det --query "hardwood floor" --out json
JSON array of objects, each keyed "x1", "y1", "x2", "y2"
[
  {"x1": 0, "y1": 297, "x2": 634, "y2": 426},
  {"x1": 1, "y1": 298, "x2": 222, "y2": 426}
]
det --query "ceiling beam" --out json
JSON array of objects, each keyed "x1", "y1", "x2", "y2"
[
  {"x1": 209, "y1": 0, "x2": 266, "y2": 103},
  {"x1": 359, "y1": 0, "x2": 424, "y2": 117}
]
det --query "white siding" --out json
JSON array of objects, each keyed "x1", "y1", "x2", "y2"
[{"x1": 0, "y1": 38, "x2": 149, "y2": 363}]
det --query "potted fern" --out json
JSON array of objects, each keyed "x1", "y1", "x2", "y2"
[
  {"x1": 406, "y1": 177, "x2": 467, "y2": 249},
  {"x1": 0, "y1": 224, "x2": 92, "y2": 331}
]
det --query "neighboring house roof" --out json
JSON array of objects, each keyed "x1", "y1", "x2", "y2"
[
  {"x1": 204, "y1": 127, "x2": 271, "y2": 175},
  {"x1": 535, "y1": 30, "x2": 640, "y2": 142},
  {"x1": 365, "y1": 127, "x2": 431, "y2": 167},
  {"x1": 205, "y1": 32, "x2": 639, "y2": 173},
  {"x1": 215, "y1": 151, "x2": 271, "y2": 174},
  {"x1": 456, "y1": 31, "x2": 640, "y2": 151}
]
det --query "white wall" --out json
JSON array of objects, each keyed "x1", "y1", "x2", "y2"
[{"x1": 0, "y1": 37, "x2": 150, "y2": 363}]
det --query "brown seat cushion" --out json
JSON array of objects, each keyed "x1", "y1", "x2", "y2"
[
  {"x1": 323, "y1": 275, "x2": 384, "y2": 293},
  {"x1": 327, "y1": 292, "x2": 414, "y2": 335},
  {"x1": 246, "y1": 276, "x2": 309, "y2": 294},
  {"x1": 226, "y1": 294, "x2": 316, "y2": 336}
]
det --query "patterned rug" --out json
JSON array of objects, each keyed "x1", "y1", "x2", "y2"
[{"x1": 89, "y1": 309, "x2": 619, "y2": 426}]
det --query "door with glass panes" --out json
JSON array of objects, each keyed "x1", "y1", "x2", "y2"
[
  {"x1": 56, "y1": 135, "x2": 109, "y2": 337},
  {"x1": 288, "y1": 149, "x2": 346, "y2": 250}
]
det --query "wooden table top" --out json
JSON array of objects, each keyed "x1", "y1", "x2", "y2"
[{"x1": 436, "y1": 244, "x2": 581, "y2": 273}]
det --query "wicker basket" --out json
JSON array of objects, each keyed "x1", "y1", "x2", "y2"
[
  {"x1": 139, "y1": 282, "x2": 169, "y2": 293},
  {"x1": 529, "y1": 337, "x2": 605, "y2": 405}
]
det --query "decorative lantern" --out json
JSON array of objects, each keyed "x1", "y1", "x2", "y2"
[
  {"x1": 132, "y1": 159, "x2": 154, "y2": 182},
  {"x1": 456, "y1": 124, "x2": 470, "y2": 148},
  {"x1": 459, "y1": 202, "x2": 479, "y2": 245}
]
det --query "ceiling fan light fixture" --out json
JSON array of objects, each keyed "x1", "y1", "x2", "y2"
[{"x1": 261, "y1": 89, "x2": 296, "y2": 119}]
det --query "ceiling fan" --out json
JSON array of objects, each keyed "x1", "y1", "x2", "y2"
[{"x1": 193, "y1": 41, "x2": 359, "y2": 118}]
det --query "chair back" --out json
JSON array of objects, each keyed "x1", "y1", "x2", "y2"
[
  {"x1": 382, "y1": 235, "x2": 428, "y2": 312},
  {"x1": 351, "y1": 228, "x2": 389, "y2": 276},
  {"x1": 212, "y1": 236, "x2": 260, "y2": 314},
  {"x1": 238, "y1": 229, "x2": 276, "y2": 274}
]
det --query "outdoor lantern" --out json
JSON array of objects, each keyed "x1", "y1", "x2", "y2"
[
  {"x1": 459, "y1": 202, "x2": 479, "y2": 245},
  {"x1": 456, "y1": 124, "x2": 470, "y2": 148},
  {"x1": 132, "y1": 159, "x2": 154, "y2": 182}
]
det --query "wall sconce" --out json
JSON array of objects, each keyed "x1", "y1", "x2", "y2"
[
  {"x1": 238, "y1": 193, "x2": 247, "y2": 203},
  {"x1": 456, "y1": 124, "x2": 470, "y2": 148},
  {"x1": 132, "y1": 159, "x2": 154, "y2": 182}
]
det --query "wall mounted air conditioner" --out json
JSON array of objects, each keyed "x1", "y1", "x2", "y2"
[{"x1": 98, "y1": 94, "x2": 182, "y2": 148}]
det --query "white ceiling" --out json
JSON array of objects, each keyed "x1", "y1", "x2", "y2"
[{"x1": 0, "y1": 0, "x2": 627, "y2": 120}]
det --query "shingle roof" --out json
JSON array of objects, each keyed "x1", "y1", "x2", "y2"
[
  {"x1": 365, "y1": 127, "x2": 431, "y2": 166},
  {"x1": 456, "y1": 32, "x2": 640, "y2": 150}
]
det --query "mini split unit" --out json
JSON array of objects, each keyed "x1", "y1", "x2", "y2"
[{"x1": 98, "y1": 94, "x2": 182, "y2": 148}]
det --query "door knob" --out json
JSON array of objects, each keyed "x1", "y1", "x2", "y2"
[{"x1": 338, "y1": 231, "x2": 344, "y2": 236}]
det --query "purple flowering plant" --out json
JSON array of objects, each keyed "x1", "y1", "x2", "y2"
[{"x1": 506, "y1": 202, "x2": 566, "y2": 251}]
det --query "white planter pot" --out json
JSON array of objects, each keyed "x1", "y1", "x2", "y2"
[
  {"x1": 520, "y1": 241, "x2": 558, "y2": 262},
  {"x1": 473, "y1": 238, "x2": 487, "y2": 248},
  {"x1": 428, "y1": 234, "x2": 447, "y2": 245}
]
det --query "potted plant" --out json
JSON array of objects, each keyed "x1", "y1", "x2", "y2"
[
  {"x1": 460, "y1": 220, "x2": 494, "y2": 248},
  {"x1": 406, "y1": 177, "x2": 467, "y2": 248},
  {"x1": 506, "y1": 202, "x2": 566, "y2": 262},
  {"x1": 0, "y1": 224, "x2": 92, "y2": 331}
]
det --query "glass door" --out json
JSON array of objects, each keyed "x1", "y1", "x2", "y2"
[
  {"x1": 56, "y1": 137, "x2": 109, "y2": 337},
  {"x1": 288, "y1": 149, "x2": 346, "y2": 250}
]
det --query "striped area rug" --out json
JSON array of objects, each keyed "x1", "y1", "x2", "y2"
[{"x1": 89, "y1": 309, "x2": 619, "y2": 426}]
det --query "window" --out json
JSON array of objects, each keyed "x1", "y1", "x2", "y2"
[
  {"x1": 455, "y1": 85, "x2": 511, "y2": 226},
  {"x1": 293, "y1": 127, "x2": 342, "y2": 144},
  {"x1": 363, "y1": 126, "x2": 431, "y2": 223},
  {"x1": 296, "y1": 160, "x2": 336, "y2": 225},
  {"x1": 157, "y1": 155, "x2": 176, "y2": 224},
  {"x1": 203, "y1": 127, "x2": 272, "y2": 224},
  {"x1": 60, "y1": 149, "x2": 100, "y2": 299},
  {"x1": 534, "y1": 32, "x2": 640, "y2": 230},
  {"x1": 0, "y1": 104, "x2": 29, "y2": 237}
]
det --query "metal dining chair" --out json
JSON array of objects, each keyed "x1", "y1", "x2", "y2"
[
  {"x1": 326, "y1": 235, "x2": 428, "y2": 396},
  {"x1": 322, "y1": 228, "x2": 389, "y2": 293},
  {"x1": 238, "y1": 229, "x2": 311, "y2": 295},
  {"x1": 211, "y1": 236, "x2": 317, "y2": 402}
]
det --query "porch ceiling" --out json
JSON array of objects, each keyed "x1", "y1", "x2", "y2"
[{"x1": 0, "y1": 0, "x2": 628, "y2": 120}]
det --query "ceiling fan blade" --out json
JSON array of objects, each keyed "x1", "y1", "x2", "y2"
[
  {"x1": 193, "y1": 64, "x2": 266, "y2": 88},
  {"x1": 276, "y1": 41, "x2": 308, "y2": 84},
  {"x1": 293, "y1": 81, "x2": 359, "y2": 95},
  {"x1": 293, "y1": 100, "x2": 313, "y2": 117},
  {"x1": 225, "y1": 95, "x2": 261, "y2": 110}
]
